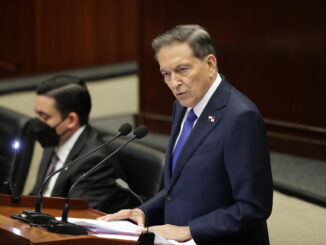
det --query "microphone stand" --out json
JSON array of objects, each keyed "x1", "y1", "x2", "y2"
[
  {"x1": 47, "y1": 126, "x2": 148, "y2": 235},
  {"x1": 11, "y1": 123, "x2": 132, "y2": 226},
  {"x1": 115, "y1": 178, "x2": 154, "y2": 245}
]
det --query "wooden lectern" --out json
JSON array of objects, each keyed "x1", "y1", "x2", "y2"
[{"x1": 0, "y1": 194, "x2": 138, "y2": 244}]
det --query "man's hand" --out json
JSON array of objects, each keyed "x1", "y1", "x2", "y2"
[
  {"x1": 97, "y1": 210, "x2": 192, "y2": 242},
  {"x1": 142, "y1": 224, "x2": 192, "y2": 242},
  {"x1": 97, "y1": 208, "x2": 145, "y2": 227}
]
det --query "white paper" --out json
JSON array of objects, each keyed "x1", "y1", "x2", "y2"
[
  {"x1": 66, "y1": 217, "x2": 140, "y2": 235},
  {"x1": 66, "y1": 217, "x2": 196, "y2": 244},
  {"x1": 93, "y1": 233, "x2": 139, "y2": 241},
  {"x1": 94, "y1": 232, "x2": 173, "y2": 244}
]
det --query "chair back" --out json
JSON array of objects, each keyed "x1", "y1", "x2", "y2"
[
  {"x1": 0, "y1": 106, "x2": 35, "y2": 195},
  {"x1": 105, "y1": 136, "x2": 165, "y2": 201}
]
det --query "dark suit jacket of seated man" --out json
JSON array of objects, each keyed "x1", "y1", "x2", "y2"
[
  {"x1": 98, "y1": 25, "x2": 273, "y2": 245},
  {"x1": 29, "y1": 75, "x2": 136, "y2": 213}
]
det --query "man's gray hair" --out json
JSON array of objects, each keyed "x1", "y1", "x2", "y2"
[{"x1": 152, "y1": 24, "x2": 216, "y2": 61}]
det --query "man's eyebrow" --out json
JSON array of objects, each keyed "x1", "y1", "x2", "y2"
[
  {"x1": 160, "y1": 64, "x2": 191, "y2": 73},
  {"x1": 36, "y1": 110, "x2": 50, "y2": 118},
  {"x1": 175, "y1": 64, "x2": 191, "y2": 70}
]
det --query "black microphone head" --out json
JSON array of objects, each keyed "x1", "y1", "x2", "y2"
[
  {"x1": 119, "y1": 123, "x2": 132, "y2": 136},
  {"x1": 133, "y1": 125, "x2": 148, "y2": 139},
  {"x1": 115, "y1": 178, "x2": 130, "y2": 190}
]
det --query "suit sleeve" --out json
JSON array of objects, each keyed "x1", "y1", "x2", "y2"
[
  {"x1": 140, "y1": 189, "x2": 166, "y2": 226},
  {"x1": 189, "y1": 110, "x2": 273, "y2": 243}
]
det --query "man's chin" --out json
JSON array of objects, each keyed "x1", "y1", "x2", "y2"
[{"x1": 177, "y1": 99, "x2": 193, "y2": 108}]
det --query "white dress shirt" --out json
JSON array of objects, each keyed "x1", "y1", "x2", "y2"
[
  {"x1": 43, "y1": 125, "x2": 86, "y2": 196},
  {"x1": 173, "y1": 73, "x2": 222, "y2": 152}
]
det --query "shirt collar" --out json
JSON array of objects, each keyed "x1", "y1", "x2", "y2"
[
  {"x1": 192, "y1": 73, "x2": 222, "y2": 118},
  {"x1": 55, "y1": 125, "x2": 86, "y2": 163}
]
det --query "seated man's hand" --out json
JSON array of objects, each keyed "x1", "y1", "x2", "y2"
[{"x1": 97, "y1": 208, "x2": 145, "y2": 227}]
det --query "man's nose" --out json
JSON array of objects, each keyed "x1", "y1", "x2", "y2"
[{"x1": 171, "y1": 73, "x2": 182, "y2": 88}]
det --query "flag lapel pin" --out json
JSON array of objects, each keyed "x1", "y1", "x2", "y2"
[{"x1": 208, "y1": 115, "x2": 215, "y2": 122}]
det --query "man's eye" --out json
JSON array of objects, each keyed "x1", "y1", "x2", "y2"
[
  {"x1": 162, "y1": 72, "x2": 170, "y2": 78},
  {"x1": 177, "y1": 67, "x2": 189, "y2": 74},
  {"x1": 41, "y1": 114, "x2": 50, "y2": 121}
]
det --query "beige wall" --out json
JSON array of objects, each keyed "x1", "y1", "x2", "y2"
[
  {"x1": 0, "y1": 75, "x2": 139, "y2": 194},
  {"x1": 0, "y1": 75, "x2": 139, "y2": 118}
]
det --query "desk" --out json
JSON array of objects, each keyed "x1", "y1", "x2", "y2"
[{"x1": 0, "y1": 194, "x2": 138, "y2": 245}]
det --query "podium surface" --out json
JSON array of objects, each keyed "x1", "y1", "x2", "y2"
[{"x1": 0, "y1": 194, "x2": 138, "y2": 245}]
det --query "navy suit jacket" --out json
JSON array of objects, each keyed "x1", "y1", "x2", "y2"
[
  {"x1": 30, "y1": 125, "x2": 136, "y2": 213},
  {"x1": 142, "y1": 75, "x2": 273, "y2": 244}
]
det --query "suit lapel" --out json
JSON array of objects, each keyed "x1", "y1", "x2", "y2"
[
  {"x1": 51, "y1": 126, "x2": 90, "y2": 193},
  {"x1": 32, "y1": 147, "x2": 54, "y2": 194},
  {"x1": 165, "y1": 103, "x2": 186, "y2": 181},
  {"x1": 166, "y1": 77, "x2": 231, "y2": 192},
  {"x1": 64, "y1": 128, "x2": 89, "y2": 166},
  {"x1": 40, "y1": 148, "x2": 55, "y2": 181}
]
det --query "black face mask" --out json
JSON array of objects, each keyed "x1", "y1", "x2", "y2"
[{"x1": 32, "y1": 118, "x2": 64, "y2": 148}]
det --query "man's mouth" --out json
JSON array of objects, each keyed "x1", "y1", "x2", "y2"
[{"x1": 176, "y1": 91, "x2": 186, "y2": 97}]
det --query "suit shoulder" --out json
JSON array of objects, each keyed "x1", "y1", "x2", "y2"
[
  {"x1": 227, "y1": 84, "x2": 262, "y2": 115},
  {"x1": 74, "y1": 126, "x2": 108, "y2": 158},
  {"x1": 83, "y1": 126, "x2": 105, "y2": 146}
]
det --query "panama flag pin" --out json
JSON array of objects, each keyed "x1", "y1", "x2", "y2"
[{"x1": 208, "y1": 115, "x2": 215, "y2": 122}]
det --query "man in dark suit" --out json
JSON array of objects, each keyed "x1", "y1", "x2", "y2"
[
  {"x1": 30, "y1": 75, "x2": 134, "y2": 213},
  {"x1": 99, "y1": 25, "x2": 273, "y2": 244}
]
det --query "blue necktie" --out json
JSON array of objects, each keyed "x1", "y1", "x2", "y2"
[{"x1": 172, "y1": 109, "x2": 197, "y2": 172}]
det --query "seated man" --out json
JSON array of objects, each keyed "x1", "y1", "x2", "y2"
[{"x1": 30, "y1": 75, "x2": 135, "y2": 213}]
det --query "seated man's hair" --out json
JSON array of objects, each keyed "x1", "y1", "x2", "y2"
[{"x1": 36, "y1": 75, "x2": 91, "y2": 126}]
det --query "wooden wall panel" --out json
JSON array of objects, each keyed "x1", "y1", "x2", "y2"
[
  {"x1": 0, "y1": 0, "x2": 139, "y2": 78},
  {"x1": 34, "y1": 0, "x2": 139, "y2": 73},
  {"x1": 0, "y1": 1, "x2": 20, "y2": 75},
  {"x1": 0, "y1": 0, "x2": 35, "y2": 78},
  {"x1": 136, "y1": 0, "x2": 326, "y2": 161}
]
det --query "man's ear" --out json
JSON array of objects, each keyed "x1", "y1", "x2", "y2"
[
  {"x1": 205, "y1": 54, "x2": 217, "y2": 77},
  {"x1": 66, "y1": 112, "x2": 80, "y2": 129}
]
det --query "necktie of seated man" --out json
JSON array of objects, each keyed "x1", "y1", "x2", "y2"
[
  {"x1": 172, "y1": 109, "x2": 197, "y2": 173},
  {"x1": 43, "y1": 152, "x2": 59, "y2": 193}
]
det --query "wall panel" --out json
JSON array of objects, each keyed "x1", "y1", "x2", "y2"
[{"x1": 0, "y1": 0, "x2": 139, "y2": 78}]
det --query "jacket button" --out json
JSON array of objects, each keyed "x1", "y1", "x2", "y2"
[{"x1": 166, "y1": 194, "x2": 172, "y2": 201}]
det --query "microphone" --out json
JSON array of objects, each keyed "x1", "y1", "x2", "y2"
[
  {"x1": 10, "y1": 123, "x2": 132, "y2": 226},
  {"x1": 4, "y1": 139, "x2": 22, "y2": 202},
  {"x1": 115, "y1": 178, "x2": 154, "y2": 245},
  {"x1": 47, "y1": 125, "x2": 148, "y2": 235}
]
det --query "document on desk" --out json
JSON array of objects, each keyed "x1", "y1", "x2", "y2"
[
  {"x1": 67, "y1": 217, "x2": 196, "y2": 244},
  {"x1": 67, "y1": 217, "x2": 140, "y2": 235}
]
